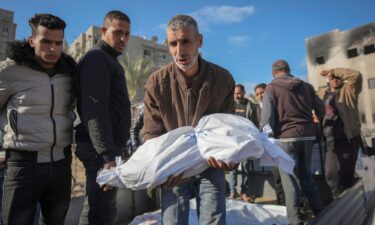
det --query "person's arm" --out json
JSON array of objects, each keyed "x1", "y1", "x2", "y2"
[
  {"x1": 250, "y1": 102, "x2": 260, "y2": 128},
  {"x1": 79, "y1": 51, "x2": 120, "y2": 163},
  {"x1": 130, "y1": 107, "x2": 144, "y2": 148},
  {"x1": 309, "y1": 84, "x2": 324, "y2": 122},
  {"x1": 219, "y1": 75, "x2": 236, "y2": 114},
  {"x1": 0, "y1": 63, "x2": 11, "y2": 110},
  {"x1": 260, "y1": 86, "x2": 276, "y2": 132},
  {"x1": 331, "y1": 68, "x2": 362, "y2": 94},
  {"x1": 143, "y1": 76, "x2": 166, "y2": 141}
]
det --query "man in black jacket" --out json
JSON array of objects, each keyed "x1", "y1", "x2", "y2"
[{"x1": 75, "y1": 10, "x2": 131, "y2": 225}]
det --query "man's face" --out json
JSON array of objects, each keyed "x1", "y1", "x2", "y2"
[
  {"x1": 101, "y1": 19, "x2": 131, "y2": 53},
  {"x1": 329, "y1": 76, "x2": 343, "y2": 90},
  {"x1": 167, "y1": 26, "x2": 202, "y2": 75},
  {"x1": 29, "y1": 25, "x2": 64, "y2": 69},
  {"x1": 255, "y1": 87, "x2": 265, "y2": 102},
  {"x1": 234, "y1": 87, "x2": 245, "y2": 102}
]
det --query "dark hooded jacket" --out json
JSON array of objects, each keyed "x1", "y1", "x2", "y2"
[
  {"x1": 0, "y1": 41, "x2": 76, "y2": 163},
  {"x1": 260, "y1": 74, "x2": 324, "y2": 139}
]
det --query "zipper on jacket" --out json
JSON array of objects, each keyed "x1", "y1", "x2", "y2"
[
  {"x1": 187, "y1": 89, "x2": 192, "y2": 125},
  {"x1": 49, "y1": 77, "x2": 57, "y2": 175}
]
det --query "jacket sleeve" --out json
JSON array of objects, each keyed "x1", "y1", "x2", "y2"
[
  {"x1": 0, "y1": 62, "x2": 11, "y2": 110},
  {"x1": 130, "y1": 106, "x2": 144, "y2": 147},
  {"x1": 331, "y1": 68, "x2": 362, "y2": 94},
  {"x1": 260, "y1": 86, "x2": 276, "y2": 132},
  {"x1": 143, "y1": 78, "x2": 167, "y2": 141},
  {"x1": 78, "y1": 52, "x2": 120, "y2": 162},
  {"x1": 250, "y1": 102, "x2": 260, "y2": 128},
  {"x1": 310, "y1": 84, "x2": 324, "y2": 122},
  {"x1": 219, "y1": 74, "x2": 235, "y2": 114}
]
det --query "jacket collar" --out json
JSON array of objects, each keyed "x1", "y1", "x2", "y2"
[
  {"x1": 6, "y1": 40, "x2": 75, "y2": 75},
  {"x1": 174, "y1": 56, "x2": 208, "y2": 92},
  {"x1": 98, "y1": 40, "x2": 122, "y2": 57}
]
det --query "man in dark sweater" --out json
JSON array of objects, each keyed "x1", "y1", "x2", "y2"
[
  {"x1": 74, "y1": 11, "x2": 131, "y2": 225},
  {"x1": 260, "y1": 60, "x2": 324, "y2": 225},
  {"x1": 228, "y1": 84, "x2": 257, "y2": 202}
]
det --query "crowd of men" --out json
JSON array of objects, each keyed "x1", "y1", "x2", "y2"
[{"x1": 0, "y1": 9, "x2": 364, "y2": 225}]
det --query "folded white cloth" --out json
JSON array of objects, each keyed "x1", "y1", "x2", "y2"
[{"x1": 97, "y1": 113, "x2": 295, "y2": 190}]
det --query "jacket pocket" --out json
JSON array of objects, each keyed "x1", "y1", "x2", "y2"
[{"x1": 9, "y1": 109, "x2": 18, "y2": 135}]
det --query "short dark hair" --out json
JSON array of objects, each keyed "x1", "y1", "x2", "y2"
[
  {"x1": 167, "y1": 15, "x2": 200, "y2": 37},
  {"x1": 272, "y1": 59, "x2": 290, "y2": 73},
  {"x1": 254, "y1": 83, "x2": 267, "y2": 92},
  {"x1": 103, "y1": 10, "x2": 131, "y2": 27},
  {"x1": 235, "y1": 84, "x2": 245, "y2": 92},
  {"x1": 29, "y1": 13, "x2": 66, "y2": 36}
]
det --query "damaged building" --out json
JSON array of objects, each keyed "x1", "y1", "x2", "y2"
[{"x1": 305, "y1": 22, "x2": 375, "y2": 139}]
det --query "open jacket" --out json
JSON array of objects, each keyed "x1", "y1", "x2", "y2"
[
  {"x1": 317, "y1": 68, "x2": 362, "y2": 140},
  {"x1": 0, "y1": 41, "x2": 76, "y2": 163},
  {"x1": 143, "y1": 57, "x2": 235, "y2": 141}
]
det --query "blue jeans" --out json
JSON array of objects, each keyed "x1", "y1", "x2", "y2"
[
  {"x1": 279, "y1": 140, "x2": 324, "y2": 225},
  {"x1": 161, "y1": 168, "x2": 226, "y2": 225},
  {"x1": 228, "y1": 160, "x2": 251, "y2": 194}
]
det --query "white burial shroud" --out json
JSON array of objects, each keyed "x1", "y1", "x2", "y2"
[{"x1": 97, "y1": 113, "x2": 295, "y2": 190}]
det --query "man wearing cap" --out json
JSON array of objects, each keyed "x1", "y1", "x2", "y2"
[
  {"x1": 260, "y1": 60, "x2": 325, "y2": 225},
  {"x1": 317, "y1": 68, "x2": 362, "y2": 199}
]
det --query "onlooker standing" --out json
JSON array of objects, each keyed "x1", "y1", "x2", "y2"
[
  {"x1": 130, "y1": 105, "x2": 144, "y2": 151},
  {"x1": 228, "y1": 84, "x2": 258, "y2": 202},
  {"x1": 74, "y1": 11, "x2": 132, "y2": 225},
  {"x1": 143, "y1": 14, "x2": 235, "y2": 225},
  {"x1": 255, "y1": 83, "x2": 285, "y2": 205},
  {"x1": 318, "y1": 68, "x2": 362, "y2": 199},
  {"x1": 254, "y1": 83, "x2": 267, "y2": 121},
  {"x1": 261, "y1": 60, "x2": 324, "y2": 225},
  {"x1": 0, "y1": 14, "x2": 75, "y2": 225}
]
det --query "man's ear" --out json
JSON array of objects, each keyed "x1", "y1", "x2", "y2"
[
  {"x1": 101, "y1": 26, "x2": 107, "y2": 36},
  {"x1": 28, "y1": 35, "x2": 35, "y2": 47},
  {"x1": 197, "y1": 34, "x2": 203, "y2": 48}
]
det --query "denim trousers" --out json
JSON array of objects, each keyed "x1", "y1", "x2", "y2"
[
  {"x1": 279, "y1": 140, "x2": 324, "y2": 225},
  {"x1": 76, "y1": 142, "x2": 118, "y2": 225},
  {"x1": 161, "y1": 168, "x2": 226, "y2": 225},
  {"x1": 228, "y1": 160, "x2": 251, "y2": 194}
]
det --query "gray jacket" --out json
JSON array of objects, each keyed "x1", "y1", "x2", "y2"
[{"x1": 0, "y1": 41, "x2": 76, "y2": 162}]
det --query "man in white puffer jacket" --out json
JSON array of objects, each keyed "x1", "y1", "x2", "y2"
[{"x1": 0, "y1": 13, "x2": 75, "y2": 225}]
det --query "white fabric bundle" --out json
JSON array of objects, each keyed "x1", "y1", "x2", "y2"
[{"x1": 97, "y1": 113, "x2": 294, "y2": 190}]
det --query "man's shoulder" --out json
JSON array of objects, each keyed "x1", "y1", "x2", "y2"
[
  {"x1": 79, "y1": 47, "x2": 109, "y2": 64},
  {"x1": 0, "y1": 59, "x2": 16, "y2": 72},
  {"x1": 0, "y1": 59, "x2": 30, "y2": 78},
  {"x1": 204, "y1": 59, "x2": 232, "y2": 79},
  {"x1": 146, "y1": 63, "x2": 175, "y2": 87}
]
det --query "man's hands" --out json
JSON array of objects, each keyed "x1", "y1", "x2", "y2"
[
  {"x1": 100, "y1": 161, "x2": 117, "y2": 191},
  {"x1": 207, "y1": 156, "x2": 235, "y2": 170},
  {"x1": 160, "y1": 157, "x2": 235, "y2": 190},
  {"x1": 161, "y1": 174, "x2": 191, "y2": 190}
]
